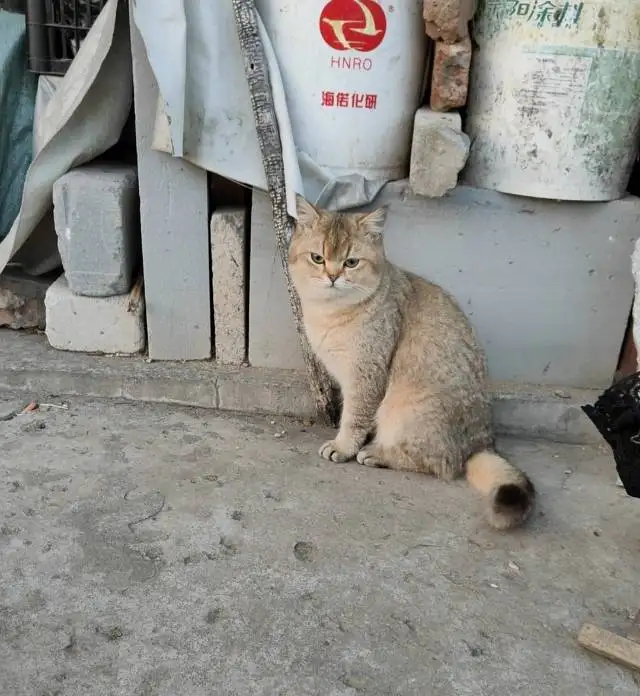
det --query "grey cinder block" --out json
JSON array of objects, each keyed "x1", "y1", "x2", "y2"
[
  {"x1": 45, "y1": 274, "x2": 145, "y2": 354},
  {"x1": 248, "y1": 191, "x2": 306, "y2": 371},
  {"x1": 53, "y1": 163, "x2": 139, "y2": 297},
  {"x1": 211, "y1": 208, "x2": 247, "y2": 365}
]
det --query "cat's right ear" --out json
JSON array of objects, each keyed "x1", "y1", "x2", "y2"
[
  {"x1": 358, "y1": 206, "x2": 388, "y2": 239},
  {"x1": 295, "y1": 195, "x2": 321, "y2": 229}
]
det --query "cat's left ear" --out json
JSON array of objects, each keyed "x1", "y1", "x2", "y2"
[
  {"x1": 358, "y1": 206, "x2": 388, "y2": 239},
  {"x1": 295, "y1": 195, "x2": 321, "y2": 228}
]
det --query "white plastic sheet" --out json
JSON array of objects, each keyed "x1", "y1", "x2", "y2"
[
  {"x1": 0, "y1": 0, "x2": 391, "y2": 277},
  {"x1": 132, "y1": 0, "x2": 387, "y2": 214}
]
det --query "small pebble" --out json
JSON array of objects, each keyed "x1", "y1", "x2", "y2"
[
  {"x1": 205, "y1": 608, "x2": 223, "y2": 624},
  {"x1": 553, "y1": 390, "x2": 571, "y2": 399},
  {"x1": 106, "y1": 626, "x2": 123, "y2": 641},
  {"x1": 293, "y1": 541, "x2": 315, "y2": 562},
  {"x1": 20, "y1": 420, "x2": 46, "y2": 433},
  {"x1": 341, "y1": 672, "x2": 370, "y2": 690},
  {"x1": 219, "y1": 536, "x2": 238, "y2": 554}
]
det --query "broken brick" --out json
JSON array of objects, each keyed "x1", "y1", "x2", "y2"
[
  {"x1": 423, "y1": 0, "x2": 477, "y2": 43},
  {"x1": 429, "y1": 38, "x2": 472, "y2": 112}
]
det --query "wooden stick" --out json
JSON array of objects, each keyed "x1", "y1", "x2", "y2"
[
  {"x1": 578, "y1": 623, "x2": 640, "y2": 673},
  {"x1": 127, "y1": 273, "x2": 144, "y2": 314}
]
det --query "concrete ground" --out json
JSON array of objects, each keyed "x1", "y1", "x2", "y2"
[{"x1": 1, "y1": 393, "x2": 638, "y2": 696}]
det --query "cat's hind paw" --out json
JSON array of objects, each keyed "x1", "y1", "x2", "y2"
[{"x1": 319, "y1": 440, "x2": 356, "y2": 463}]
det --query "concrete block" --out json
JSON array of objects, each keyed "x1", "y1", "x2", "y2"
[
  {"x1": 53, "y1": 163, "x2": 139, "y2": 297},
  {"x1": 131, "y1": 4, "x2": 211, "y2": 360},
  {"x1": 430, "y1": 38, "x2": 472, "y2": 111},
  {"x1": 0, "y1": 269, "x2": 53, "y2": 329},
  {"x1": 249, "y1": 184, "x2": 638, "y2": 389},
  {"x1": 0, "y1": 330, "x2": 607, "y2": 444},
  {"x1": 217, "y1": 366, "x2": 315, "y2": 417},
  {"x1": 249, "y1": 192, "x2": 306, "y2": 371},
  {"x1": 211, "y1": 209, "x2": 247, "y2": 365},
  {"x1": 45, "y1": 274, "x2": 145, "y2": 354},
  {"x1": 410, "y1": 108, "x2": 469, "y2": 197}
]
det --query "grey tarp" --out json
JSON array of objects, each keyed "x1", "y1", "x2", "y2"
[{"x1": 0, "y1": 10, "x2": 37, "y2": 242}]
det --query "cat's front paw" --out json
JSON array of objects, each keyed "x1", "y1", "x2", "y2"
[
  {"x1": 356, "y1": 446, "x2": 389, "y2": 468},
  {"x1": 319, "y1": 439, "x2": 357, "y2": 463}
]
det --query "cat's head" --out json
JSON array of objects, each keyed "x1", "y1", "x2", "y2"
[{"x1": 288, "y1": 197, "x2": 388, "y2": 306}]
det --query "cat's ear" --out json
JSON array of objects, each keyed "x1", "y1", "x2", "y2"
[
  {"x1": 295, "y1": 195, "x2": 321, "y2": 228},
  {"x1": 358, "y1": 206, "x2": 388, "y2": 239}
]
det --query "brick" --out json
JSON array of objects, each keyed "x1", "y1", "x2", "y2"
[
  {"x1": 410, "y1": 108, "x2": 469, "y2": 197},
  {"x1": 423, "y1": 0, "x2": 476, "y2": 42},
  {"x1": 430, "y1": 38, "x2": 472, "y2": 112},
  {"x1": 45, "y1": 274, "x2": 145, "y2": 354},
  {"x1": 0, "y1": 269, "x2": 52, "y2": 329},
  {"x1": 211, "y1": 208, "x2": 247, "y2": 365},
  {"x1": 53, "y1": 163, "x2": 140, "y2": 297}
]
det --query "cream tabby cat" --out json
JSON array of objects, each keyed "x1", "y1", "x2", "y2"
[{"x1": 288, "y1": 197, "x2": 535, "y2": 530}]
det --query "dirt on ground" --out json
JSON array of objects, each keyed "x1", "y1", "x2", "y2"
[{"x1": 1, "y1": 394, "x2": 638, "y2": 695}]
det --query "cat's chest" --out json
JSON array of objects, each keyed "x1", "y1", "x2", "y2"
[{"x1": 304, "y1": 312, "x2": 361, "y2": 381}]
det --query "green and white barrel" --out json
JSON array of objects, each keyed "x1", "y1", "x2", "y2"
[{"x1": 464, "y1": 1, "x2": 640, "y2": 201}]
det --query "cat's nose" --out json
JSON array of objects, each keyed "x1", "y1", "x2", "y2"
[{"x1": 327, "y1": 273, "x2": 339, "y2": 284}]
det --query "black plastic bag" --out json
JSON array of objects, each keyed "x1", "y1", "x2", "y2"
[{"x1": 582, "y1": 372, "x2": 640, "y2": 498}]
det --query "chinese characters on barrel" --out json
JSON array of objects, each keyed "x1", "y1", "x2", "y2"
[
  {"x1": 484, "y1": 0, "x2": 584, "y2": 27},
  {"x1": 321, "y1": 91, "x2": 378, "y2": 110}
]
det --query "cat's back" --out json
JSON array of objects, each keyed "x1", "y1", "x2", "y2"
[
  {"x1": 396, "y1": 267, "x2": 473, "y2": 337},
  {"x1": 391, "y1": 265, "x2": 486, "y2": 381}
]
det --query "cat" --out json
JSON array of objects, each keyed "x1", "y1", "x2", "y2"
[{"x1": 288, "y1": 197, "x2": 536, "y2": 530}]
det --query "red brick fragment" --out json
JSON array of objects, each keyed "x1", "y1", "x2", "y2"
[{"x1": 429, "y1": 38, "x2": 472, "y2": 112}]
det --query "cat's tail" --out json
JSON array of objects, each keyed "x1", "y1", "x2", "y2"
[{"x1": 465, "y1": 451, "x2": 536, "y2": 530}]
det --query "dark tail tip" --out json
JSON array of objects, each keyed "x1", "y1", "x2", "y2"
[{"x1": 490, "y1": 476, "x2": 536, "y2": 530}]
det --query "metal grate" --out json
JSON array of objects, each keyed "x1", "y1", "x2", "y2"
[{"x1": 25, "y1": 0, "x2": 107, "y2": 76}]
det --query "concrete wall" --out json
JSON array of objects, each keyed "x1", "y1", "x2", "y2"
[{"x1": 249, "y1": 182, "x2": 639, "y2": 389}]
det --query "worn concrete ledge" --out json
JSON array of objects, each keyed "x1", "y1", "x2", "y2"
[{"x1": 0, "y1": 329, "x2": 603, "y2": 444}]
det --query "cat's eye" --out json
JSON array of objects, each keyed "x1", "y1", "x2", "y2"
[
  {"x1": 310, "y1": 253, "x2": 325, "y2": 265},
  {"x1": 343, "y1": 258, "x2": 360, "y2": 268}
]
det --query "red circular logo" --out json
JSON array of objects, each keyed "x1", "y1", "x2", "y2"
[{"x1": 319, "y1": 0, "x2": 387, "y2": 53}]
